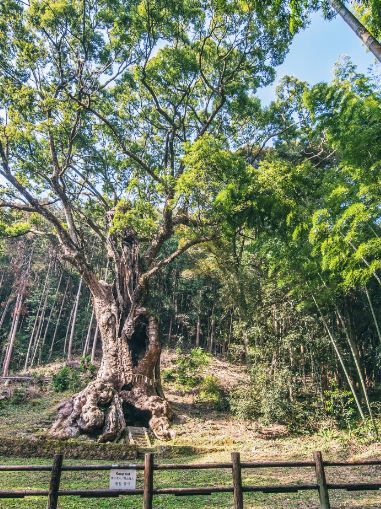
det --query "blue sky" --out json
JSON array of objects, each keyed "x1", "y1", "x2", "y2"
[{"x1": 258, "y1": 11, "x2": 380, "y2": 105}]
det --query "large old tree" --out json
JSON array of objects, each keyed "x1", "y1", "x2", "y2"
[{"x1": 0, "y1": 0, "x2": 300, "y2": 441}]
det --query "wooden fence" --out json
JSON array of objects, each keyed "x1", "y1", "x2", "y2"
[{"x1": 1, "y1": 451, "x2": 381, "y2": 509}]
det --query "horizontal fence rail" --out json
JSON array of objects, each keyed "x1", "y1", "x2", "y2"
[{"x1": 1, "y1": 451, "x2": 381, "y2": 508}]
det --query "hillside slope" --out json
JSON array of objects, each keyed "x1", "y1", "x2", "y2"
[{"x1": 1, "y1": 349, "x2": 380, "y2": 463}]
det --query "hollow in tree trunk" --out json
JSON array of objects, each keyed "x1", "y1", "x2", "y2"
[{"x1": 50, "y1": 283, "x2": 173, "y2": 442}]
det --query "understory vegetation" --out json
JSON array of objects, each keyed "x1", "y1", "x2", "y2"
[{"x1": 1, "y1": 347, "x2": 380, "y2": 444}]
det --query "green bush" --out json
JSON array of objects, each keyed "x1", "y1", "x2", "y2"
[
  {"x1": 80, "y1": 355, "x2": 97, "y2": 383},
  {"x1": 227, "y1": 344, "x2": 249, "y2": 364},
  {"x1": 52, "y1": 357, "x2": 97, "y2": 393},
  {"x1": 52, "y1": 366, "x2": 81, "y2": 392},
  {"x1": 323, "y1": 383, "x2": 357, "y2": 428},
  {"x1": 229, "y1": 363, "x2": 321, "y2": 431},
  {"x1": 198, "y1": 374, "x2": 228, "y2": 410},
  {"x1": 189, "y1": 347, "x2": 211, "y2": 367},
  {"x1": 162, "y1": 368, "x2": 176, "y2": 382},
  {"x1": 199, "y1": 375, "x2": 220, "y2": 400},
  {"x1": 171, "y1": 348, "x2": 211, "y2": 389},
  {"x1": 10, "y1": 387, "x2": 28, "y2": 405},
  {"x1": 229, "y1": 384, "x2": 261, "y2": 420}
]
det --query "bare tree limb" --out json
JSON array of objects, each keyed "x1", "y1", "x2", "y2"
[
  {"x1": 141, "y1": 235, "x2": 214, "y2": 282},
  {"x1": 67, "y1": 93, "x2": 164, "y2": 184}
]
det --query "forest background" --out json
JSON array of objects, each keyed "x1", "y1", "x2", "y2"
[{"x1": 0, "y1": 0, "x2": 381, "y2": 440}]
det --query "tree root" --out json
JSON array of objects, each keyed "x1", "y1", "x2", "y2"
[
  {"x1": 120, "y1": 386, "x2": 174, "y2": 440},
  {"x1": 49, "y1": 380, "x2": 116, "y2": 440},
  {"x1": 50, "y1": 379, "x2": 173, "y2": 441}
]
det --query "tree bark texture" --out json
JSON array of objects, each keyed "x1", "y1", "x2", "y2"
[
  {"x1": 50, "y1": 233, "x2": 173, "y2": 442},
  {"x1": 329, "y1": 0, "x2": 381, "y2": 62}
]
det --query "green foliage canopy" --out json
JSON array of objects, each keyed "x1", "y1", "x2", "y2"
[{"x1": 0, "y1": 0, "x2": 310, "y2": 280}]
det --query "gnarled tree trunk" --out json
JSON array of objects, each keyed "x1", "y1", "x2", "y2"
[
  {"x1": 50, "y1": 233, "x2": 173, "y2": 442},
  {"x1": 50, "y1": 301, "x2": 172, "y2": 441}
]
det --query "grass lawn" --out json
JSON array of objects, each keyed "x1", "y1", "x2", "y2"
[{"x1": 1, "y1": 453, "x2": 381, "y2": 509}]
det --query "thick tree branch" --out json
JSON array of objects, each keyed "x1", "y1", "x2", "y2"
[
  {"x1": 249, "y1": 123, "x2": 296, "y2": 164},
  {"x1": 0, "y1": 201, "x2": 37, "y2": 212},
  {"x1": 67, "y1": 94, "x2": 164, "y2": 184},
  {"x1": 0, "y1": 142, "x2": 76, "y2": 248},
  {"x1": 0, "y1": 142, "x2": 107, "y2": 300},
  {"x1": 141, "y1": 235, "x2": 214, "y2": 283},
  {"x1": 141, "y1": 72, "x2": 177, "y2": 129},
  {"x1": 144, "y1": 202, "x2": 174, "y2": 266},
  {"x1": 197, "y1": 95, "x2": 225, "y2": 138}
]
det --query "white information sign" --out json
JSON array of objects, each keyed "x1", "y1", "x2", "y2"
[{"x1": 109, "y1": 467, "x2": 137, "y2": 490}]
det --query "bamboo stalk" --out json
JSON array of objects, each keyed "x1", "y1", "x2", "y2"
[
  {"x1": 0, "y1": 295, "x2": 12, "y2": 329},
  {"x1": 82, "y1": 309, "x2": 95, "y2": 356},
  {"x1": 31, "y1": 280, "x2": 50, "y2": 366},
  {"x1": 4, "y1": 250, "x2": 33, "y2": 375},
  {"x1": 24, "y1": 260, "x2": 51, "y2": 369},
  {"x1": 335, "y1": 307, "x2": 378, "y2": 438},
  {"x1": 364, "y1": 286, "x2": 381, "y2": 345},
  {"x1": 2, "y1": 293, "x2": 23, "y2": 377},
  {"x1": 329, "y1": 0, "x2": 381, "y2": 62},
  {"x1": 38, "y1": 270, "x2": 64, "y2": 363},
  {"x1": 312, "y1": 295, "x2": 365, "y2": 420}
]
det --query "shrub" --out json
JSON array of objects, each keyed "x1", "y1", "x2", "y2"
[
  {"x1": 52, "y1": 357, "x2": 97, "y2": 393},
  {"x1": 198, "y1": 374, "x2": 228, "y2": 410},
  {"x1": 172, "y1": 348, "x2": 211, "y2": 389},
  {"x1": 80, "y1": 355, "x2": 97, "y2": 383},
  {"x1": 162, "y1": 368, "x2": 176, "y2": 382},
  {"x1": 52, "y1": 366, "x2": 81, "y2": 392},
  {"x1": 229, "y1": 384, "x2": 261, "y2": 420},
  {"x1": 229, "y1": 363, "x2": 321, "y2": 431},
  {"x1": 323, "y1": 383, "x2": 357, "y2": 428},
  {"x1": 227, "y1": 344, "x2": 249, "y2": 364},
  {"x1": 199, "y1": 375, "x2": 220, "y2": 400},
  {"x1": 189, "y1": 347, "x2": 211, "y2": 367},
  {"x1": 351, "y1": 417, "x2": 380, "y2": 443},
  {"x1": 10, "y1": 387, "x2": 28, "y2": 405}
]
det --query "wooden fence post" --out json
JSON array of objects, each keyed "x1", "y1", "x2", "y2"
[
  {"x1": 314, "y1": 451, "x2": 331, "y2": 509},
  {"x1": 143, "y1": 452, "x2": 154, "y2": 509},
  {"x1": 47, "y1": 454, "x2": 63, "y2": 509},
  {"x1": 231, "y1": 452, "x2": 244, "y2": 509}
]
